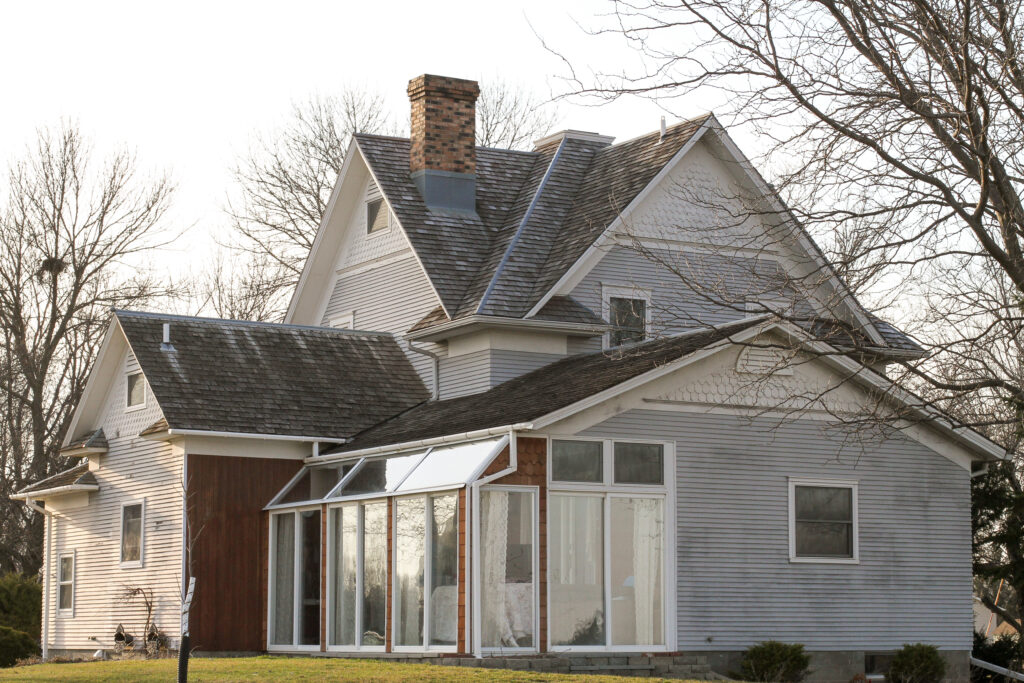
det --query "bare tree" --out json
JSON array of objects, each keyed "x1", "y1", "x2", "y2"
[
  {"x1": 0, "y1": 124, "x2": 173, "y2": 575},
  {"x1": 476, "y1": 78, "x2": 559, "y2": 150},
  {"x1": 554, "y1": 0, "x2": 1024, "y2": 632}
]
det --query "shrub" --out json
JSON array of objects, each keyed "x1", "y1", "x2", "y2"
[
  {"x1": 972, "y1": 631, "x2": 1021, "y2": 682},
  {"x1": 0, "y1": 574, "x2": 40, "y2": 644},
  {"x1": 737, "y1": 641, "x2": 811, "y2": 682},
  {"x1": 887, "y1": 643, "x2": 946, "y2": 683},
  {"x1": 0, "y1": 625, "x2": 38, "y2": 668}
]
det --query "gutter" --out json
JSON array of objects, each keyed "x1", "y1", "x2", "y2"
[
  {"x1": 405, "y1": 314, "x2": 606, "y2": 343},
  {"x1": 307, "y1": 423, "x2": 534, "y2": 465},
  {"x1": 10, "y1": 484, "x2": 99, "y2": 501},
  {"x1": 142, "y1": 428, "x2": 349, "y2": 444},
  {"x1": 407, "y1": 342, "x2": 442, "y2": 400}
]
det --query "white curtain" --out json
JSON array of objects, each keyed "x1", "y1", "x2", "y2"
[
  {"x1": 482, "y1": 490, "x2": 516, "y2": 646},
  {"x1": 632, "y1": 498, "x2": 662, "y2": 645}
]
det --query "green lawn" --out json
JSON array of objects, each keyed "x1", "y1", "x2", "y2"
[{"x1": 0, "y1": 656, "x2": 700, "y2": 682}]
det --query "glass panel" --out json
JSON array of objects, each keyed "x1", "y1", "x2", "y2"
[
  {"x1": 796, "y1": 521, "x2": 853, "y2": 557},
  {"x1": 362, "y1": 503, "x2": 387, "y2": 646},
  {"x1": 395, "y1": 498, "x2": 425, "y2": 646},
  {"x1": 59, "y1": 555, "x2": 73, "y2": 583},
  {"x1": 367, "y1": 199, "x2": 388, "y2": 233},
  {"x1": 59, "y1": 584, "x2": 72, "y2": 611},
  {"x1": 127, "y1": 372, "x2": 145, "y2": 407},
  {"x1": 481, "y1": 489, "x2": 535, "y2": 648},
  {"x1": 121, "y1": 504, "x2": 142, "y2": 563},
  {"x1": 299, "y1": 509, "x2": 321, "y2": 646},
  {"x1": 279, "y1": 465, "x2": 352, "y2": 504},
  {"x1": 271, "y1": 513, "x2": 295, "y2": 645},
  {"x1": 340, "y1": 453, "x2": 423, "y2": 497},
  {"x1": 610, "y1": 497, "x2": 664, "y2": 646},
  {"x1": 429, "y1": 494, "x2": 459, "y2": 646},
  {"x1": 613, "y1": 443, "x2": 664, "y2": 485},
  {"x1": 397, "y1": 438, "x2": 503, "y2": 491},
  {"x1": 549, "y1": 495, "x2": 605, "y2": 646},
  {"x1": 551, "y1": 440, "x2": 604, "y2": 483},
  {"x1": 330, "y1": 507, "x2": 357, "y2": 646},
  {"x1": 795, "y1": 486, "x2": 852, "y2": 522},
  {"x1": 609, "y1": 297, "x2": 646, "y2": 346}
]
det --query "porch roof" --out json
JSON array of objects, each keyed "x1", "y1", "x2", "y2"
[{"x1": 13, "y1": 462, "x2": 99, "y2": 500}]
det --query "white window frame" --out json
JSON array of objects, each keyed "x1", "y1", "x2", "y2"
[
  {"x1": 366, "y1": 198, "x2": 391, "y2": 236},
  {"x1": 119, "y1": 500, "x2": 145, "y2": 568},
  {"x1": 56, "y1": 550, "x2": 75, "y2": 618},
  {"x1": 601, "y1": 284, "x2": 652, "y2": 349},
  {"x1": 544, "y1": 436, "x2": 676, "y2": 652},
  {"x1": 325, "y1": 500, "x2": 387, "y2": 653},
  {"x1": 788, "y1": 477, "x2": 860, "y2": 564},
  {"x1": 391, "y1": 491, "x2": 460, "y2": 653},
  {"x1": 330, "y1": 312, "x2": 355, "y2": 330},
  {"x1": 267, "y1": 505, "x2": 323, "y2": 652},
  {"x1": 125, "y1": 371, "x2": 146, "y2": 412},
  {"x1": 473, "y1": 484, "x2": 541, "y2": 655}
]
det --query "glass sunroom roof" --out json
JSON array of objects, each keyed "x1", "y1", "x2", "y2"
[{"x1": 267, "y1": 436, "x2": 507, "y2": 508}]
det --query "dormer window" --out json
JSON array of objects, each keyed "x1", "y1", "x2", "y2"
[
  {"x1": 126, "y1": 372, "x2": 146, "y2": 410},
  {"x1": 366, "y1": 198, "x2": 389, "y2": 234},
  {"x1": 609, "y1": 297, "x2": 646, "y2": 346}
]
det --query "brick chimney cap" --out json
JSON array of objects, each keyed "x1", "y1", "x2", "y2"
[{"x1": 408, "y1": 74, "x2": 480, "y2": 100}]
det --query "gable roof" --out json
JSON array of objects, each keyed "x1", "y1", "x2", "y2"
[
  {"x1": 115, "y1": 311, "x2": 429, "y2": 441},
  {"x1": 60, "y1": 428, "x2": 108, "y2": 455},
  {"x1": 331, "y1": 318, "x2": 763, "y2": 452},
  {"x1": 14, "y1": 462, "x2": 98, "y2": 499}
]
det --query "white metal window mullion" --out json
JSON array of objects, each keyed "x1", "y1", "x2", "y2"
[
  {"x1": 422, "y1": 496, "x2": 432, "y2": 648},
  {"x1": 267, "y1": 514, "x2": 276, "y2": 647},
  {"x1": 355, "y1": 504, "x2": 364, "y2": 648},
  {"x1": 292, "y1": 511, "x2": 302, "y2": 647},
  {"x1": 603, "y1": 493, "x2": 612, "y2": 648}
]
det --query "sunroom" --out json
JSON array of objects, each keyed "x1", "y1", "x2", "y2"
[{"x1": 263, "y1": 433, "x2": 674, "y2": 656}]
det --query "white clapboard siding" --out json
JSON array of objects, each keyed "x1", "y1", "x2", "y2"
[
  {"x1": 580, "y1": 409, "x2": 973, "y2": 652},
  {"x1": 46, "y1": 349, "x2": 183, "y2": 652},
  {"x1": 439, "y1": 350, "x2": 564, "y2": 399}
]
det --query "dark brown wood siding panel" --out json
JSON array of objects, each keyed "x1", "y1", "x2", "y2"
[
  {"x1": 186, "y1": 453, "x2": 302, "y2": 652},
  {"x1": 480, "y1": 437, "x2": 548, "y2": 652}
]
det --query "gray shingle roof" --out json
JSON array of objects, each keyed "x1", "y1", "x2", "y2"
[
  {"x1": 62, "y1": 428, "x2": 108, "y2": 452},
  {"x1": 532, "y1": 297, "x2": 606, "y2": 326},
  {"x1": 116, "y1": 311, "x2": 429, "y2": 440},
  {"x1": 18, "y1": 462, "x2": 98, "y2": 496},
  {"x1": 331, "y1": 319, "x2": 762, "y2": 452}
]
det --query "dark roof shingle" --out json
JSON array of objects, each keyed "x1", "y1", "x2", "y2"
[
  {"x1": 18, "y1": 462, "x2": 97, "y2": 496},
  {"x1": 116, "y1": 311, "x2": 429, "y2": 440},
  {"x1": 62, "y1": 428, "x2": 108, "y2": 452},
  {"x1": 333, "y1": 319, "x2": 761, "y2": 452}
]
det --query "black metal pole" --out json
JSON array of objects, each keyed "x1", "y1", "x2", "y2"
[{"x1": 176, "y1": 634, "x2": 190, "y2": 683}]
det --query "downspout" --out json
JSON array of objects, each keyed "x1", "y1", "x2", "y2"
[
  {"x1": 407, "y1": 342, "x2": 442, "y2": 400},
  {"x1": 469, "y1": 428, "x2": 519, "y2": 657}
]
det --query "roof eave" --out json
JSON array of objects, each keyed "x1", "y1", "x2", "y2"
[
  {"x1": 58, "y1": 445, "x2": 107, "y2": 458},
  {"x1": 405, "y1": 314, "x2": 607, "y2": 342},
  {"x1": 11, "y1": 484, "x2": 99, "y2": 501}
]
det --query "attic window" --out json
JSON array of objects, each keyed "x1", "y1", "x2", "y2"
[
  {"x1": 609, "y1": 297, "x2": 647, "y2": 347},
  {"x1": 126, "y1": 372, "x2": 146, "y2": 409},
  {"x1": 366, "y1": 198, "x2": 389, "y2": 234}
]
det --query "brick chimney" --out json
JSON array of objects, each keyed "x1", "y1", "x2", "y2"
[{"x1": 408, "y1": 74, "x2": 479, "y2": 212}]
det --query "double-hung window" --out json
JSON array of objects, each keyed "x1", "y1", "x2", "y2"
[
  {"x1": 788, "y1": 479, "x2": 858, "y2": 563},
  {"x1": 603, "y1": 285, "x2": 651, "y2": 348},
  {"x1": 548, "y1": 438, "x2": 671, "y2": 650},
  {"x1": 120, "y1": 502, "x2": 144, "y2": 567},
  {"x1": 57, "y1": 552, "x2": 75, "y2": 616}
]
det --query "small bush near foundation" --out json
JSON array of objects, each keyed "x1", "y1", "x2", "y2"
[
  {"x1": 0, "y1": 625, "x2": 38, "y2": 668},
  {"x1": 736, "y1": 641, "x2": 811, "y2": 682},
  {"x1": 887, "y1": 643, "x2": 946, "y2": 683},
  {"x1": 972, "y1": 630, "x2": 1020, "y2": 682},
  {"x1": 0, "y1": 574, "x2": 40, "y2": 643}
]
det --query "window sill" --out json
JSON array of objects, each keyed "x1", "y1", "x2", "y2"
[
  {"x1": 789, "y1": 556, "x2": 859, "y2": 565},
  {"x1": 125, "y1": 403, "x2": 146, "y2": 413},
  {"x1": 56, "y1": 610, "x2": 74, "y2": 619},
  {"x1": 119, "y1": 560, "x2": 144, "y2": 569}
]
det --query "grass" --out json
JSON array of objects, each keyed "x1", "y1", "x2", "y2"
[{"x1": 0, "y1": 655, "x2": 703, "y2": 682}]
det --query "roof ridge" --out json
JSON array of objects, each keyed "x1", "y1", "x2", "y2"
[
  {"x1": 113, "y1": 310, "x2": 392, "y2": 337},
  {"x1": 607, "y1": 113, "x2": 713, "y2": 150},
  {"x1": 353, "y1": 131, "x2": 540, "y2": 157}
]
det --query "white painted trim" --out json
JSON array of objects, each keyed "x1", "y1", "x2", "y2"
[
  {"x1": 365, "y1": 196, "x2": 393, "y2": 236},
  {"x1": 119, "y1": 499, "x2": 146, "y2": 568},
  {"x1": 602, "y1": 284, "x2": 653, "y2": 350},
  {"x1": 404, "y1": 314, "x2": 606, "y2": 343},
  {"x1": 56, "y1": 550, "x2": 75, "y2": 618},
  {"x1": 125, "y1": 370, "x2": 147, "y2": 412},
  {"x1": 309, "y1": 425, "x2": 532, "y2": 466},
  {"x1": 329, "y1": 311, "x2": 355, "y2": 330},
  {"x1": 787, "y1": 477, "x2": 860, "y2": 564},
  {"x1": 10, "y1": 484, "x2": 99, "y2": 501},
  {"x1": 526, "y1": 117, "x2": 714, "y2": 318},
  {"x1": 267, "y1": 506, "x2": 324, "y2": 650},
  {"x1": 164, "y1": 428, "x2": 347, "y2": 444},
  {"x1": 62, "y1": 319, "x2": 120, "y2": 446}
]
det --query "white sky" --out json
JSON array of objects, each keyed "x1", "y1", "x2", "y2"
[{"x1": 1, "y1": 0, "x2": 728, "y2": 279}]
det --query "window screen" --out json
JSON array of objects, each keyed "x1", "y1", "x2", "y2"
[
  {"x1": 609, "y1": 297, "x2": 646, "y2": 346},
  {"x1": 366, "y1": 199, "x2": 389, "y2": 233},
  {"x1": 794, "y1": 485, "x2": 854, "y2": 558},
  {"x1": 126, "y1": 372, "x2": 145, "y2": 408},
  {"x1": 121, "y1": 503, "x2": 143, "y2": 564}
]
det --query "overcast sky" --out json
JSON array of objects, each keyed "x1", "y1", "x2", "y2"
[{"x1": 0, "y1": 1, "x2": 725, "y2": 279}]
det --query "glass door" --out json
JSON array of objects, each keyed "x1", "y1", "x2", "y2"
[{"x1": 268, "y1": 508, "x2": 321, "y2": 650}]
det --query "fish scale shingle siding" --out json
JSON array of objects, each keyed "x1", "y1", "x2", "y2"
[{"x1": 581, "y1": 409, "x2": 973, "y2": 651}]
